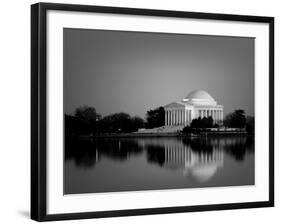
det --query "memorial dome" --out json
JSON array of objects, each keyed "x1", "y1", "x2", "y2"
[{"x1": 182, "y1": 90, "x2": 217, "y2": 105}]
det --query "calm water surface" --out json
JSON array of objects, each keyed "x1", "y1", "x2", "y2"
[{"x1": 64, "y1": 136, "x2": 254, "y2": 194}]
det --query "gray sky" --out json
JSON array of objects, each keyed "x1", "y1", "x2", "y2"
[{"x1": 64, "y1": 28, "x2": 254, "y2": 118}]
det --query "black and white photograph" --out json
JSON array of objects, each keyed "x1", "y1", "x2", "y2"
[
  {"x1": 64, "y1": 28, "x2": 255, "y2": 194},
  {"x1": 0, "y1": 0, "x2": 279, "y2": 223},
  {"x1": 30, "y1": 2, "x2": 274, "y2": 221}
]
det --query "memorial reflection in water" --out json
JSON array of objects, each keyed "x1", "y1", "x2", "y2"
[
  {"x1": 162, "y1": 140, "x2": 224, "y2": 182},
  {"x1": 65, "y1": 136, "x2": 254, "y2": 194}
]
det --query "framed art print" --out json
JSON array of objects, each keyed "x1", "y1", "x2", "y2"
[{"x1": 31, "y1": 2, "x2": 274, "y2": 221}]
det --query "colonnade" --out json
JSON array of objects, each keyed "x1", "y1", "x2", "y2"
[
  {"x1": 165, "y1": 109, "x2": 192, "y2": 126},
  {"x1": 165, "y1": 108, "x2": 223, "y2": 126},
  {"x1": 198, "y1": 109, "x2": 223, "y2": 124}
]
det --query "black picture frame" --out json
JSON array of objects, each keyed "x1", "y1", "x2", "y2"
[{"x1": 31, "y1": 2, "x2": 274, "y2": 222}]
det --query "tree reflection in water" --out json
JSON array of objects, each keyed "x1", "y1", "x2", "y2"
[
  {"x1": 65, "y1": 137, "x2": 143, "y2": 168},
  {"x1": 65, "y1": 136, "x2": 254, "y2": 182}
]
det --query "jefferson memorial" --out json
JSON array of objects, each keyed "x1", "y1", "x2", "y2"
[{"x1": 164, "y1": 90, "x2": 224, "y2": 126}]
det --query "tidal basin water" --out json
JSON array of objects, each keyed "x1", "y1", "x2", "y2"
[{"x1": 64, "y1": 136, "x2": 254, "y2": 194}]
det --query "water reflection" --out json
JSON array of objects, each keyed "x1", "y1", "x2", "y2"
[
  {"x1": 65, "y1": 136, "x2": 254, "y2": 181},
  {"x1": 149, "y1": 139, "x2": 224, "y2": 182},
  {"x1": 65, "y1": 137, "x2": 143, "y2": 168}
]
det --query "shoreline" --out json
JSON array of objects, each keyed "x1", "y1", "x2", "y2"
[{"x1": 69, "y1": 132, "x2": 252, "y2": 140}]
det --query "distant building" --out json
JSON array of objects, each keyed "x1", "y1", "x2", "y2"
[{"x1": 164, "y1": 90, "x2": 224, "y2": 127}]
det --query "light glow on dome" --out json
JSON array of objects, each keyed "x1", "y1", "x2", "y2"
[
  {"x1": 182, "y1": 90, "x2": 217, "y2": 106},
  {"x1": 185, "y1": 90, "x2": 214, "y2": 100}
]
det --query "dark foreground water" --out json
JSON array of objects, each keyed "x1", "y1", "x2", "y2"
[{"x1": 64, "y1": 136, "x2": 254, "y2": 194}]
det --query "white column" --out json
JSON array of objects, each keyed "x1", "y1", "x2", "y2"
[
  {"x1": 180, "y1": 110, "x2": 182, "y2": 125},
  {"x1": 171, "y1": 111, "x2": 174, "y2": 125},
  {"x1": 168, "y1": 111, "x2": 170, "y2": 126},
  {"x1": 165, "y1": 111, "x2": 167, "y2": 126},
  {"x1": 181, "y1": 110, "x2": 184, "y2": 125},
  {"x1": 184, "y1": 108, "x2": 187, "y2": 125},
  {"x1": 169, "y1": 111, "x2": 172, "y2": 126}
]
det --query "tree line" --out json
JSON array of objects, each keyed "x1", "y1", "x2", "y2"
[
  {"x1": 183, "y1": 109, "x2": 254, "y2": 134},
  {"x1": 65, "y1": 106, "x2": 254, "y2": 135},
  {"x1": 65, "y1": 106, "x2": 165, "y2": 135}
]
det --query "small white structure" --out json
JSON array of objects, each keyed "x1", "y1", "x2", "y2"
[{"x1": 164, "y1": 90, "x2": 223, "y2": 126}]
